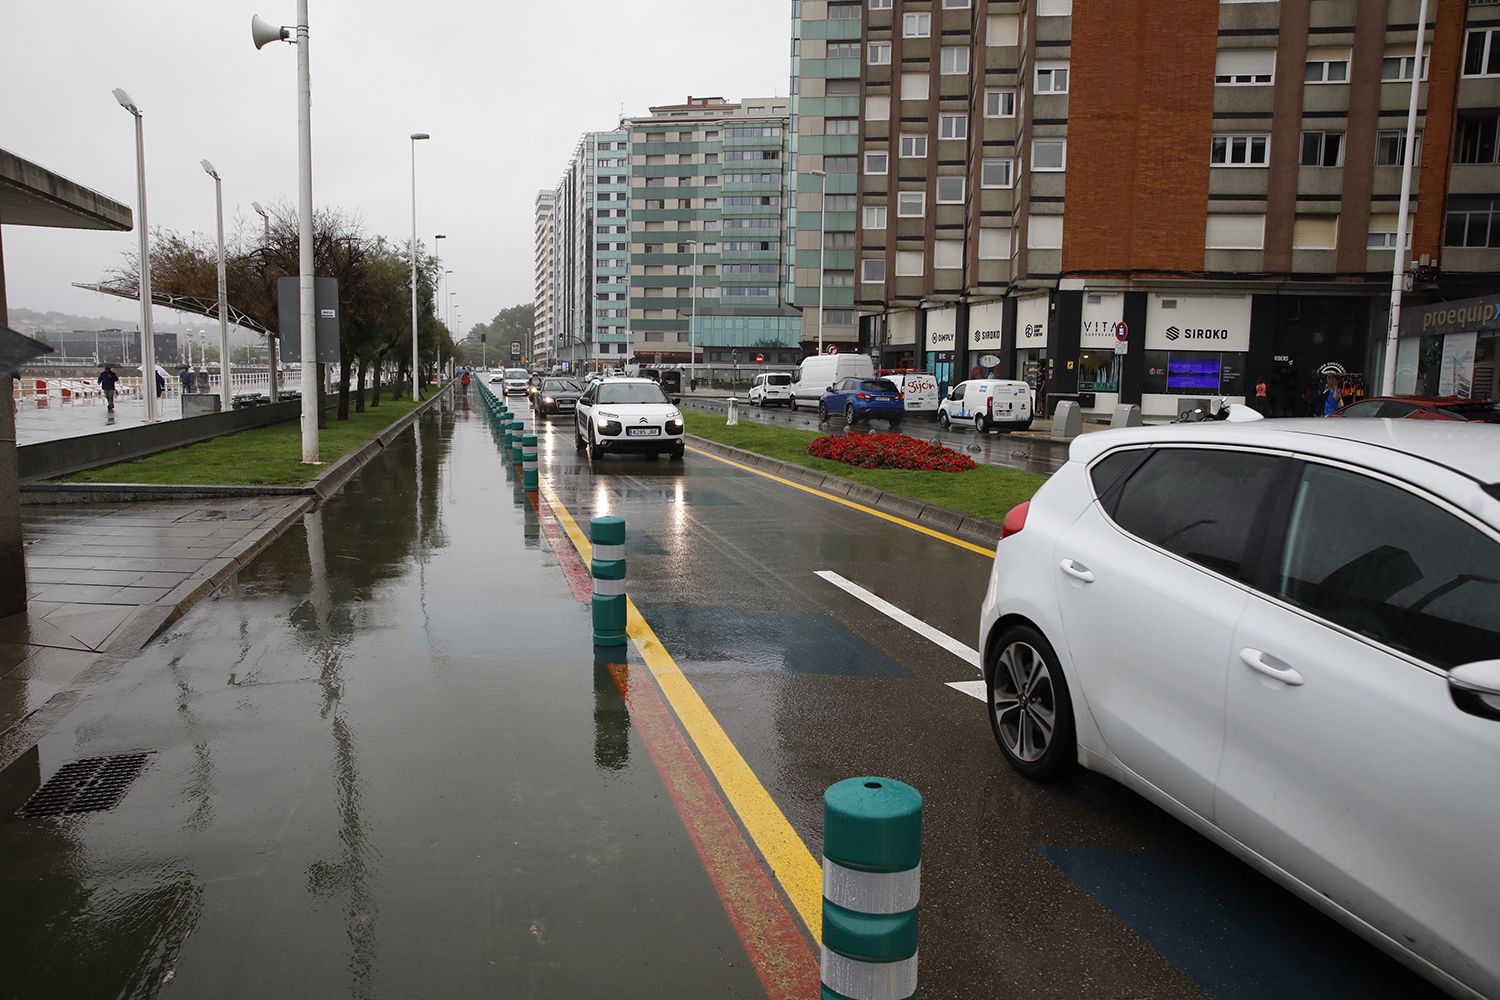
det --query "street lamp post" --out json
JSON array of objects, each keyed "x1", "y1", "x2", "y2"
[
  {"x1": 444, "y1": 270, "x2": 453, "y2": 330},
  {"x1": 251, "y1": 5, "x2": 318, "y2": 462},
  {"x1": 686, "y1": 239, "x2": 699, "y2": 386},
  {"x1": 201, "y1": 160, "x2": 233, "y2": 411},
  {"x1": 1381, "y1": 0, "x2": 1431, "y2": 394},
  {"x1": 808, "y1": 169, "x2": 828, "y2": 355},
  {"x1": 251, "y1": 200, "x2": 279, "y2": 403},
  {"x1": 433, "y1": 235, "x2": 446, "y2": 335},
  {"x1": 409, "y1": 133, "x2": 431, "y2": 399},
  {"x1": 112, "y1": 87, "x2": 158, "y2": 423}
]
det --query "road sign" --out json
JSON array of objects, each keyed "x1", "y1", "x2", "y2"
[
  {"x1": 826, "y1": 344, "x2": 839, "y2": 355},
  {"x1": 510, "y1": 342, "x2": 521, "y2": 359},
  {"x1": 755, "y1": 353, "x2": 765, "y2": 364},
  {"x1": 1114, "y1": 322, "x2": 1129, "y2": 342}
]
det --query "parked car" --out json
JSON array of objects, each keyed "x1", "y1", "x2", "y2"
[
  {"x1": 878, "y1": 370, "x2": 941, "y2": 417},
  {"x1": 789, "y1": 354, "x2": 875, "y2": 411},
  {"x1": 748, "y1": 372, "x2": 794, "y2": 407},
  {"x1": 938, "y1": 379, "x2": 1033, "y2": 432},
  {"x1": 979, "y1": 418, "x2": 1500, "y2": 999},
  {"x1": 501, "y1": 368, "x2": 530, "y2": 396},
  {"x1": 820, "y1": 376, "x2": 904, "y2": 427},
  {"x1": 574, "y1": 377, "x2": 686, "y2": 460},
  {"x1": 533, "y1": 377, "x2": 584, "y2": 418},
  {"x1": 1333, "y1": 394, "x2": 1500, "y2": 423}
]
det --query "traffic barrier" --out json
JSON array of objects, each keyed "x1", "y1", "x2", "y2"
[
  {"x1": 590, "y1": 516, "x2": 627, "y2": 647},
  {"x1": 522, "y1": 433, "x2": 538, "y2": 493},
  {"x1": 501, "y1": 415, "x2": 514, "y2": 455},
  {"x1": 820, "y1": 777, "x2": 922, "y2": 1000},
  {"x1": 509, "y1": 421, "x2": 524, "y2": 465},
  {"x1": 727, "y1": 396, "x2": 740, "y2": 426}
]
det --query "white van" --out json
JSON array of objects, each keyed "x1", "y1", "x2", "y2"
[
  {"x1": 938, "y1": 379, "x2": 1033, "y2": 432},
  {"x1": 879, "y1": 371, "x2": 940, "y2": 416},
  {"x1": 789, "y1": 354, "x2": 875, "y2": 411},
  {"x1": 748, "y1": 372, "x2": 794, "y2": 407}
]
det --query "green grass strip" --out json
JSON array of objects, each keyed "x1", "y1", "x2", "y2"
[
  {"x1": 685, "y1": 411, "x2": 1047, "y2": 523},
  {"x1": 61, "y1": 397, "x2": 424, "y2": 487}
]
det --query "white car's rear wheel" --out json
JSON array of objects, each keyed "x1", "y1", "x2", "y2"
[{"x1": 987, "y1": 625, "x2": 1075, "y2": 781}]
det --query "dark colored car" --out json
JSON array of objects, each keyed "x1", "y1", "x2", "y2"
[
  {"x1": 533, "y1": 377, "x2": 584, "y2": 418},
  {"x1": 1334, "y1": 395, "x2": 1500, "y2": 423},
  {"x1": 820, "y1": 376, "x2": 905, "y2": 427}
]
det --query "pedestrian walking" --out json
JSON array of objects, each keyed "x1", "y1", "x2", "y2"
[
  {"x1": 1321, "y1": 375, "x2": 1343, "y2": 417},
  {"x1": 460, "y1": 369, "x2": 471, "y2": 396},
  {"x1": 1253, "y1": 378, "x2": 1269, "y2": 417},
  {"x1": 154, "y1": 369, "x2": 166, "y2": 398},
  {"x1": 98, "y1": 364, "x2": 119, "y2": 412},
  {"x1": 179, "y1": 365, "x2": 194, "y2": 394}
]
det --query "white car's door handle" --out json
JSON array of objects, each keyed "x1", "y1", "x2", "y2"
[
  {"x1": 1239, "y1": 648, "x2": 1305, "y2": 687},
  {"x1": 1059, "y1": 559, "x2": 1095, "y2": 583}
]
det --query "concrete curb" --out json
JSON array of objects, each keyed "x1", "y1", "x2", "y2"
[{"x1": 685, "y1": 434, "x2": 1003, "y2": 549}]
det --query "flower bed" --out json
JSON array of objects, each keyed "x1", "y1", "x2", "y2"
[{"x1": 807, "y1": 432, "x2": 976, "y2": 472}]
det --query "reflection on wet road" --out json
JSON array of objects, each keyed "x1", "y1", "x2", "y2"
[{"x1": 0, "y1": 389, "x2": 1449, "y2": 999}]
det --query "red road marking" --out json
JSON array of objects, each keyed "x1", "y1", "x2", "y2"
[
  {"x1": 606, "y1": 661, "x2": 820, "y2": 999},
  {"x1": 530, "y1": 491, "x2": 593, "y2": 602}
]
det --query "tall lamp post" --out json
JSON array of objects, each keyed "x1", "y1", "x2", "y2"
[
  {"x1": 686, "y1": 239, "x2": 699, "y2": 386},
  {"x1": 808, "y1": 168, "x2": 828, "y2": 355},
  {"x1": 1381, "y1": 0, "x2": 1430, "y2": 394},
  {"x1": 112, "y1": 87, "x2": 158, "y2": 423},
  {"x1": 200, "y1": 160, "x2": 233, "y2": 411},
  {"x1": 251, "y1": 200, "x2": 279, "y2": 402},
  {"x1": 433, "y1": 234, "x2": 446, "y2": 330},
  {"x1": 251, "y1": 6, "x2": 318, "y2": 462},
  {"x1": 409, "y1": 133, "x2": 431, "y2": 398}
]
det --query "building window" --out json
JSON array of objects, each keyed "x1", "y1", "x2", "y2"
[
  {"x1": 826, "y1": 231, "x2": 857, "y2": 249},
  {"x1": 868, "y1": 42, "x2": 892, "y2": 65},
  {"x1": 941, "y1": 46, "x2": 971, "y2": 75},
  {"x1": 868, "y1": 0, "x2": 892, "y2": 8},
  {"x1": 934, "y1": 239, "x2": 963, "y2": 269},
  {"x1": 644, "y1": 332, "x2": 664, "y2": 343},
  {"x1": 863, "y1": 205, "x2": 888, "y2": 229},
  {"x1": 1455, "y1": 112, "x2": 1500, "y2": 165},
  {"x1": 1445, "y1": 196, "x2": 1500, "y2": 248},
  {"x1": 978, "y1": 227, "x2": 1012, "y2": 260},
  {"x1": 1381, "y1": 49, "x2": 1428, "y2": 82},
  {"x1": 903, "y1": 12, "x2": 931, "y2": 37},
  {"x1": 1037, "y1": 0, "x2": 1071, "y2": 12},
  {"x1": 1305, "y1": 49, "x2": 1351, "y2": 84},
  {"x1": 1214, "y1": 49, "x2": 1275, "y2": 85},
  {"x1": 1292, "y1": 214, "x2": 1339, "y2": 250},
  {"x1": 1464, "y1": 28, "x2": 1500, "y2": 77},
  {"x1": 825, "y1": 118, "x2": 859, "y2": 135},
  {"x1": 825, "y1": 310, "x2": 856, "y2": 325},
  {"x1": 1300, "y1": 130, "x2": 1344, "y2": 167},
  {"x1": 865, "y1": 151, "x2": 889, "y2": 174},
  {"x1": 899, "y1": 133, "x2": 928, "y2": 158},
  {"x1": 939, "y1": 114, "x2": 968, "y2": 140},
  {"x1": 936, "y1": 176, "x2": 965, "y2": 203},
  {"x1": 1036, "y1": 62, "x2": 1070, "y2": 94},
  {"x1": 865, "y1": 95, "x2": 891, "y2": 121},
  {"x1": 827, "y1": 42, "x2": 860, "y2": 59},
  {"x1": 828, "y1": 3, "x2": 861, "y2": 18},
  {"x1": 825, "y1": 271, "x2": 855, "y2": 287},
  {"x1": 1205, "y1": 213, "x2": 1266, "y2": 250},
  {"x1": 825, "y1": 156, "x2": 858, "y2": 172},
  {"x1": 980, "y1": 158, "x2": 1014, "y2": 188},
  {"x1": 942, "y1": 0, "x2": 972, "y2": 8},
  {"x1": 825, "y1": 194, "x2": 857, "y2": 211},
  {"x1": 1032, "y1": 138, "x2": 1066, "y2": 171},
  {"x1": 984, "y1": 88, "x2": 1016, "y2": 118},
  {"x1": 988, "y1": 12, "x2": 1019, "y2": 45},
  {"x1": 1028, "y1": 216, "x2": 1063, "y2": 250},
  {"x1": 1211, "y1": 133, "x2": 1270, "y2": 167},
  {"x1": 901, "y1": 72, "x2": 930, "y2": 101},
  {"x1": 861, "y1": 258, "x2": 887, "y2": 283},
  {"x1": 895, "y1": 251, "x2": 924, "y2": 276},
  {"x1": 1365, "y1": 214, "x2": 1412, "y2": 250},
  {"x1": 1375, "y1": 129, "x2": 1421, "y2": 166},
  {"x1": 897, "y1": 191, "x2": 926, "y2": 217}
]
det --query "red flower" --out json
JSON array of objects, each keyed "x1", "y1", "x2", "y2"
[{"x1": 807, "y1": 432, "x2": 976, "y2": 472}]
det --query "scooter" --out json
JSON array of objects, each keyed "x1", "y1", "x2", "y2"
[{"x1": 1176, "y1": 395, "x2": 1265, "y2": 423}]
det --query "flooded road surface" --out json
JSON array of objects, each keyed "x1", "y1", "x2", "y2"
[{"x1": 0, "y1": 387, "x2": 1449, "y2": 999}]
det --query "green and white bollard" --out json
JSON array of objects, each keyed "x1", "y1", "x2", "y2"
[
  {"x1": 501, "y1": 414, "x2": 513, "y2": 453},
  {"x1": 510, "y1": 421, "x2": 524, "y2": 465},
  {"x1": 590, "y1": 516, "x2": 627, "y2": 647},
  {"x1": 522, "y1": 434, "x2": 538, "y2": 493},
  {"x1": 820, "y1": 777, "x2": 922, "y2": 1000}
]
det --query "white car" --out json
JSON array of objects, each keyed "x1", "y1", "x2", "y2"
[
  {"x1": 748, "y1": 372, "x2": 794, "y2": 407},
  {"x1": 939, "y1": 379, "x2": 1033, "y2": 432},
  {"x1": 880, "y1": 371, "x2": 940, "y2": 416},
  {"x1": 574, "y1": 377, "x2": 686, "y2": 461},
  {"x1": 979, "y1": 418, "x2": 1500, "y2": 999},
  {"x1": 501, "y1": 368, "x2": 530, "y2": 395}
]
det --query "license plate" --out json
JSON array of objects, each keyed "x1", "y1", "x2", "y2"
[
  {"x1": 627, "y1": 427, "x2": 660, "y2": 437},
  {"x1": 558, "y1": 401, "x2": 574, "y2": 409}
]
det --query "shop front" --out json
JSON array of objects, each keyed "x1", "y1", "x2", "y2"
[
  {"x1": 884, "y1": 310, "x2": 918, "y2": 370},
  {"x1": 1011, "y1": 294, "x2": 1051, "y2": 410},
  {"x1": 967, "y1": 300, "x2": 1006, "y2": 380},
  {"x1": 1396, "y1": 293, "x2": 1500, "y2": 401},
  {"x1": 923, "y1": 306, "x2": 959, "y2": 399},
  {"x1": 1078, "y1": 292, "x2": 1126, "y2": 415},
  {"x1": 1142, "y1": 293, "x2": 1252, "y2": 418}
]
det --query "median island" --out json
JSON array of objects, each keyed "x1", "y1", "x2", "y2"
[
  {"x1": 685, "y1": 411, "x2": 1046, "y2": 523},
  {"x1": 62, "y1": 397, "x2": 422, "y2": 487}
]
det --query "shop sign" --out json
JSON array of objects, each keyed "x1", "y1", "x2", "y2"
[
  {"x1": 1402, "y1": 294, "x2": 1500, "y2": 339},
  {"x1": 967, "y1": 300, "x2": 1006, "y2": 350},
  {"x1": 926, "y1": 307, "x2": 958, "y2": 352},
  {"x1": 1080, "y1": 293, "x2": 1125, "y2": 349},
  {"x1": 978, "y1": 354, "x2": 1000, "y2": 368},
  {"x1": 1145, "y1": 294, "x2": 1251, "y2": 352},
  {"x1": 1014, "y1": 295, "x2": 1049, "y2": 349}
]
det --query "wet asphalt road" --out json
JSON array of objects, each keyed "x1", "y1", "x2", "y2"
[{"x1": 0, "y1": 389, "x2": 1447, "y2": 999}]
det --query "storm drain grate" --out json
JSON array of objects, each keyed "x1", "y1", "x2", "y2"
[{"x1": 16, "y1": 753, "x2": 151, "y2": 818}]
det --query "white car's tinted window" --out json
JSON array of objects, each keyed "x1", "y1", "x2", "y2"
[
  {"x1": 769, "y1": 375, "x2": 792, "y2": 386},
  {"x1": 1279, "y1": 464, "x2": 1500, "y2": 669},
  {"x1": 1111, "y1": 448, "x2": 1283, "y2": 581},
  {"x1": 598, "y1": 383, "x2": 669, "y2": 405}
]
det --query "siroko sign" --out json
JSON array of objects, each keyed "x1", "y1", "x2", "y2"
[
  {"x1": 967, "y1": 300, "x2": 1006, "y2": 350},
  {"x1": 1145, "y1": 293, "x2": 1251, "y2": 352}
]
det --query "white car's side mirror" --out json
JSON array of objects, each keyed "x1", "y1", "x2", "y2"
[{"x1": 1450, "y1": 660, "x2": 1500, "y2": 720}]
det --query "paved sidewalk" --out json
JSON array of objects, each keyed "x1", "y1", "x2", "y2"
[{"x1": 0, "y1": 496, "x2": 312, "y2": 750}]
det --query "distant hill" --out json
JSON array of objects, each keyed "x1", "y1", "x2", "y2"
[{"x1": 8, "y1": 306, "x2": 197, "y2": 336}]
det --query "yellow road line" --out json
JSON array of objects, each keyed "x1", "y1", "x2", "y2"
[
  {"x1": 538, "y1": 480, "x2": 825, "y2": 936},
  {"x1": 687, "y1": 445, "x2": 996, "y2": 557}
]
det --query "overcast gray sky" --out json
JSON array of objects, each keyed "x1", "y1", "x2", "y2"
[{"x1": 1, "y1": 0, "x2": 789, "y2": 332}]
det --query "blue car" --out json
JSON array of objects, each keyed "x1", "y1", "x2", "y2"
[{"x1": 820, "y1": 376, "x2": 905, "y2": 427}]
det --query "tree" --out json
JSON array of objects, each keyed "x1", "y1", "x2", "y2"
[{"x1": 459, "y1": 303, "x2": 533, "y2": 367}]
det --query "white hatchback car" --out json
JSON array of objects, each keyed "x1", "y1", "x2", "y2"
[
  {"x1": 748, "y1": 372, "x2": 794, "y2": 407},
  {"x1": 574, "y1": 377, "x2": 686, "y2": 461},
  {"x1": 980, "y1": 419, "x2": 1500, "y2": 999}
]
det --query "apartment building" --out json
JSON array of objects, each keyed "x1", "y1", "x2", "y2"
[
  {"x1": 627, "y1": 97, "x2": 804, "y2": 368},
  {"x1": 533, "y1": 190, "x2": 557, "y2": 368},
  {"x1": 789, "y1": 0, "x2": 1500, "y2": 417},
  {"x1": 550, "y1": 128, "x2": 631, "y2": 372}
]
